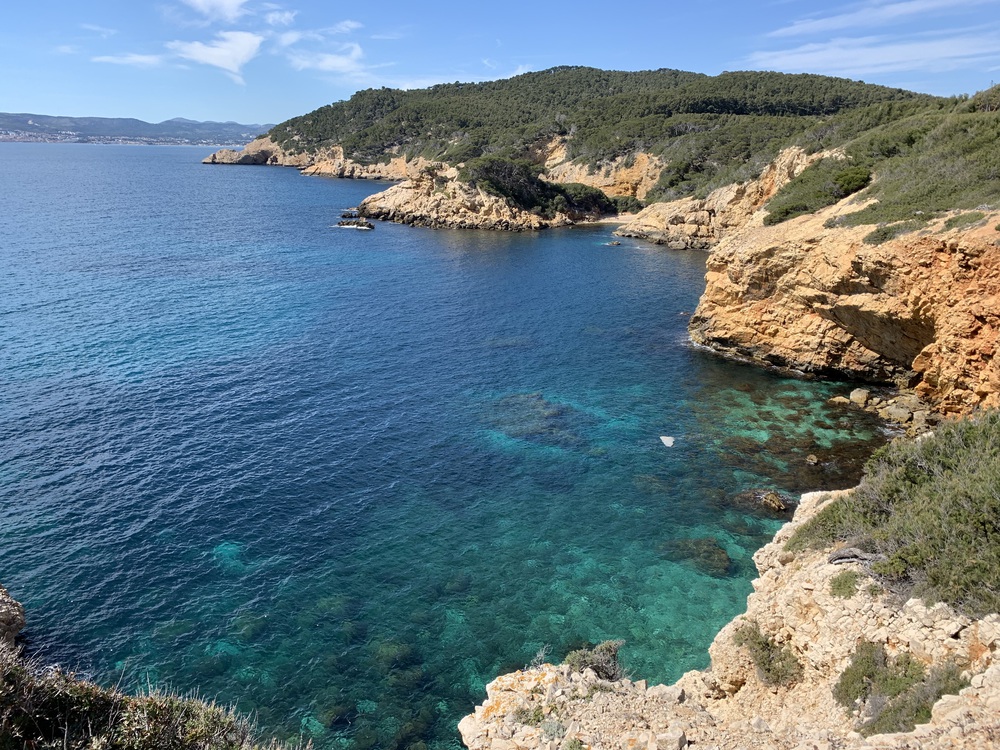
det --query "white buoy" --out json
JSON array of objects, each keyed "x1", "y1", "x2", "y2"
[{"x1": 660, "y1": 436, "x2": 675, "y2": 447}]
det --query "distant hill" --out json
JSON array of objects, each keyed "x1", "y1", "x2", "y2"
[{"x1": 0, "y1": 113, "x2": 274, "y2": 145}]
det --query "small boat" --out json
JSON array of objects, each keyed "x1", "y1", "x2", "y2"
[
  {"x1": 337, "y1": 218, "x2": 375, "y2": 230},
  {"x1": 605, "y1": 240, "x2": 621, "y2": 246}
]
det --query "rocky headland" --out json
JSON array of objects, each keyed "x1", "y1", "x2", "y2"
[
  {"x1": 355, "y1": 165, "x2": 587, "y2": 231},
  {"x1": 459, "y1": 489, "x2": 1000, "y2": 750}
]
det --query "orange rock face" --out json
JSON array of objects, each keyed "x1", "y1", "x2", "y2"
[{"x1": 690, "y1": 208, "x2": 1000, "y2": 415}]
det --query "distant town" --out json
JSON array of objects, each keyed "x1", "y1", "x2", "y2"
[{"x1": 0, "y1": 113, "x2": 273, "y2": 147}]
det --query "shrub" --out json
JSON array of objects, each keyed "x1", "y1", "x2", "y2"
[
  {"x1": 564, "y1": 640, "x2": 626, "y2": 681},
  {"x1": 834, "y1": 642, "x2": 967, "y2": 736},
  {"x1": 943, "y1": 211, "x2": 986, "y2": 230},
  {"x1": 862, "y1": 219, "x2": 926, "y2": 245},
  {"x1": 763, "y1": 159, "x2": 871, "y2": 225},
  {"x1": 860, "y1": 662, "x2": 967, "y2": 736},
  {"x1": 732, "y1": 622, "x2": 802, "y2": 686},
  {"x1": 786, "y1": 411, "x2": 1000, "y2": 618},
  {"x1": 512, "y1": 705, "x2": 545, "y2": 725},
  {"x1": 833, "y1": 642, "x2": 924, "y2": 708},
  {"x1": 830, "y1": 570, "x2": 860, "y2": 598},
  {"x1": 458, "y1": 157, "x2": 615, "y2": 218},
  {"x1": 610, "y1": 195, "x2": 645, "y2": 214},
  {"x1": 0, "y1": 645, "x2": 275, "y2": 749}
]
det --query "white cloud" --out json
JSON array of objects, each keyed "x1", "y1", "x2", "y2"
[
  {"x1": 326, "y1": 20, "x2": 363, "y2": 34},
  {"x1": 265, "y1": 10, "x2": 297, "y2": 26},
  {"x1": 748, "y1": 32, "x2": 1000, "y2": 77},
  {"x1": 81, "y1": 23, "x2": 117, "y2": 38},
  {"x1": 288, "y1": 42, "x2": 364, "y2": 73},
  {"x1": 56, "y1": 45, "x2": 80, "y2": 55},
  {"x1": 769, "y1": 0, "x2": 998, "y2": 38},
  {"x1": 167, "y1": 31, "x2": 263, "y2": 82},
  {"x1": 179, "y1": 0, "x2": 249, "y2": 22},
  {"x1": 482, "y1": 58, "x2": 498, "y2": 69},
  {"x1": 92, "y1": 53, "x2": 165, "y2": 67}
]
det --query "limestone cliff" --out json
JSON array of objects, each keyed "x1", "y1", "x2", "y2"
[
  {"x1": 459, "y1": 489, "x2": 1000, "y2": 750},
  {"x1": 612, "y1": 147, "x2": 835, "y2": 248},
  {"x1": 0, "y1": 583, "x2": 25, "y2": 647},
  {"x1": 689, "y1": 207, "x2": 1000, "y2": 415},
  {"x1": 542, "y1": 140, "x2": 664, "y2": 200},
  {"x1": 357, "y1": 168, "x2": 579, "y2": 231}
]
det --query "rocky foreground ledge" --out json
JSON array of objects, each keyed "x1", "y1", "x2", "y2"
[
  {"x1": 0, "y1": 584, "x2": 26, "y2": 647},
  {"x1": 459, "y1": 490, "x2": 1000, "y2": 750}
]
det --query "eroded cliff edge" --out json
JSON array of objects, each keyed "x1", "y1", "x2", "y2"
[
  {"x1": 687, "y1": 206, "x2": 1000, "y2": 416},
  {"x1": 459, "y1": 489, "x2": 1000, "y2": 750}
]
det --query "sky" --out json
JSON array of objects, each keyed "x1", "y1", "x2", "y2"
[{"x1": 3, "y1": 0, "x2": 1000, "y2": 125}]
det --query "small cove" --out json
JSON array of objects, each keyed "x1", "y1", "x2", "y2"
[{"x1": 0, "y1": 143, "x2": 887, "y2": 749}]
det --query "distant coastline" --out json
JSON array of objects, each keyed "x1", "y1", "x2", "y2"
[{"x1": 0, "y1": 111, "x2": 274, "y2": 148}]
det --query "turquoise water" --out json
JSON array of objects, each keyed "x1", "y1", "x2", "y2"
[{"x1": 0, "y1": 144, "x2": 886, "y2": 749}]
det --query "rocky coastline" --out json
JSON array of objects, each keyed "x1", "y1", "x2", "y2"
[{"x1": 458, "y1": 489, "x2": 1000, "y2": 750}]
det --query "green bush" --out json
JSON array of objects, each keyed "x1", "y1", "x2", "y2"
[
  {"x1": 834, "y1": 642, "x2": 966, "y2": 736},
  {"x1": 564, "y1": 640, "x2": 626, "y2": 681},
  {"x1": 862, "y1": 219, "x2": 926, "y2": 245},
  {"x1": 833, "y1": 642, "x2": 924, "y2": 708},
  {"x1": 610, "y1": 195, "x2": 645, "y2": 214},
  {"x1": 943, "y1": 211, "x2": 986, "y2": 230},
  {"x1": 512, "y1": 705, "x2": 545, "y2": 725},
  {"x1": 860, "y1": 662, "x2": 967, "y2": 736},
  {"x1": 764, "y1": 159, "x2": 872, "y2": 225},
  {"x1": 830, "y1": 570, "x2": 861, "y2": 598},
  {"x1": 786, "y1": 411, "x2": 1000, "y2": 618},
  {"x1": 732, "y1": 622, "x2": 802, "y2": 686},
  {"x1": 458, "y1": 157, "x2": 615, "y2": 218}
]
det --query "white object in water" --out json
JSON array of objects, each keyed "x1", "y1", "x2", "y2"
[{"x1": 660, "y1": 436, "x2": 675, "y2": 448}]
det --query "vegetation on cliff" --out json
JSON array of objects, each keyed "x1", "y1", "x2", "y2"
[
  {"x1": 767, "y1": 86, "x2": 1000, "y2": 229},
  {"x1": 0, "y1": 645, "x2": 282, "y2": 750},
  {"x1": 267, "y1": 67, "x2": 929, "y2": 205},
  {"x1": 787, "y1": 410, "x2": 1000, "y2": 618},
  {"x1": 458, "y1": 157, "x2": 616, "y2": 219}
]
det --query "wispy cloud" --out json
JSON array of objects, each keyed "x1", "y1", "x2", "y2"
[
  {"x1": 55, "y1": 45, "x2": 81, "y2": 55},
  {"x1": 748, "y1": 30, "x2": 1000, "y2": 76},
  {"x1": 92, "y1": 53, "x2": 165, "y2": 67},
  {"x1": 288, "y1": 42, "x2": 364, "y2": 74},
  {"x1": 179, "y1": 0, "x2": 250, "y2": 23},
  {"x1": 81, "y1": 23, "x2": 117, "y2": 38},
  {"x1": 326, "y1": 20, "x2": 363, "y2": 34},
  {"x1": 167, "y1": 31, "x2": 263, "y2": 83},
  {"x1": 265, "y1": 10, "x2": 296, "y2": 26},
  {"x1": 769, "y1": 0, "x2": 996, "y2": 38}
]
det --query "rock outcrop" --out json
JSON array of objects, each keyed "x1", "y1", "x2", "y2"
[
  {"x1": 300, "y1": 148, "x2": 437, "y2": 181},
  {"x1": 689, "y1": 207, "x2": 1000, "y2": 414},
  {"x1": 357, "y1": 168, "x2": 577, "y2": 231},
  {"x1": 543, "y1": 140, "x2": 665, "y2": 200},
  {"x1": 613, "y1": 147, "x2": 834, "y2": 248},
  {"x1": 459, "y1": 489, "x2": 1000, "y2": 750},
  {"x1": 202, "y1": 136, "x2": 313, "y2": 167},
  {"x1": 0, "y1": 584, "x2": 25, "y2": 646}
]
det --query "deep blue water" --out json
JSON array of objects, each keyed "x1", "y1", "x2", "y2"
[{"x1": 0, "y1": 144, "x2": 886, "y2": 749}]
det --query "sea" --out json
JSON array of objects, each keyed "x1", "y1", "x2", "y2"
[{"x1": 0, "y1": 143, "x2": 888, "y2": 749}]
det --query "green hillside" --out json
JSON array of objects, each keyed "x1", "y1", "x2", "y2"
[
  {"x1": 269, "y1": 67, "x2": 930, "y2": 201},
  {"x1": 268, "y1": 67, "x2": 1000, "y2": 226}
]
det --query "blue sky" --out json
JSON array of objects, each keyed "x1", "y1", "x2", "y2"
[{"x1": 4, "y1": 0, "x2": 1000, "y2": 125}]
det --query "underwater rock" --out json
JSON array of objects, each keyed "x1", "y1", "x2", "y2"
[
  {"x1": 488, "y1": 392, "x2": 590, "y2": 449},
  {"x1": 660, "y1": 537, "x2": 733, "y2": 578}
]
